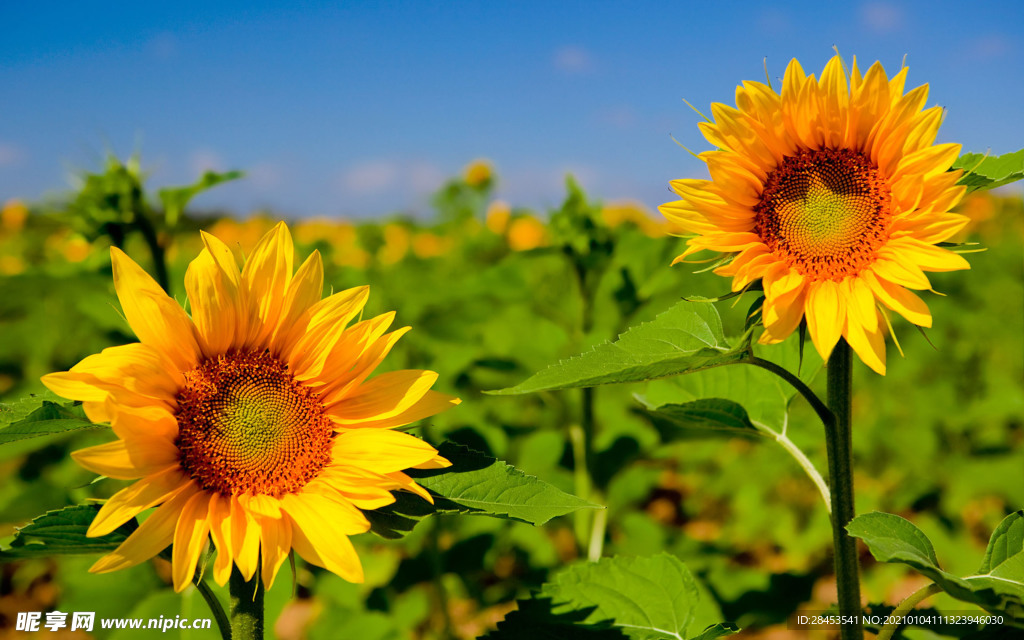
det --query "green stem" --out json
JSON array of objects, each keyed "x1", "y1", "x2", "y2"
[
  {"x1": 752, "y1": 421, "x2": 831, "y2": 514},
  {"x1": 193, "y1": 576, "x2": 231, "y2": 640},
  {"x1": 745, "y1": 356, "x2": 834, "y2": 429},
  {"x1": 875, "y1": 583, "x2": 942, "y2": 640},
  {"x1": 826, "y1": 340, "x2": 863, "y2": 640},
  {"x1": 429, "y1": 518, "x2": 454, "y2": 640},
  {"x1": 229, "y1": 567, "x2": 264, "y2": 640},
  {"x1": 587, "y1": 499, "x2": 607, "y2": 561},
  {"x1": 569, "y1": 418, "x2": 593, "y2": 551},
  {"x1": 134, "y1": 211, "x2": 171, "y2": 294}
]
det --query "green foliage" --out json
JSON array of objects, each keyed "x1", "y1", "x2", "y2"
[
  {"x1": 848, "y1": 512, "x2": 1024, "y2": 627},
  {"x1": 0, "y1": 504, "x2": 136, "y2": 559},
  {"x1": 489, "y1": 554, "x2": 738, "y2": 639},
  {"x1": 641, "y1": 399, "x2": 761, "y2": 440},
  {"x1": 953, "y1": 149, "x2": 1024, "y2": 193},
  {"x1": 158, "y1": 170, "x2": 244, "y2": 226},
  {"x1": 489, "y1": 300, "x2": 747, "y2": 395},
  {"x1": 366, "y1": 442, "x2": 600, "y2": 538},
  {"x1": 0, "y1": 391, "x2": 102, "y2": 445}
]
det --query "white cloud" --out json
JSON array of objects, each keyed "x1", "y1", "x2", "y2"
[
  {"x1": 498, "y1": 164, "x2": 600, "y2": 207},
  {"x1": 338, "y1": 160, "x2": 400, "y2": 195},
  {"x1": 860, "y1": 2, "x2": 903, "y2": 32},
  {"x1": 554, "y1": 46, "x2": 594, "y2": 74},
  {"x1": 247, "y1": 162, "x2": 284, "y2": 191},
  {"x1": 336, "y1": 159, "x2": 447, "y2": 199},
  {"x1": 0, "y1": 143, "x2": 25, "y2": 167},
  {"x1": 408, "y1": 162, "x2": 445, "y2": 195},
  {"x1": 188, "y1": 149, "x2": 225, "y2": 175},
  {"x1": 965, "y1": 34, "x2": 1011, "y2": 60}
]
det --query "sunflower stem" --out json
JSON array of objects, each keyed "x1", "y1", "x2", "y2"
[
  {"x1": 745, "y1": 356, "x2": 834, "y2": 429},
  {"x1": 826, "y1": 340, "x2": 863, "y2": 640},
  {"x1": 193, "y1": 575, "x2": 231, "y2": 640},
  {"x1": 229, "y1": 567, "x2": 264, "y2": 640}
]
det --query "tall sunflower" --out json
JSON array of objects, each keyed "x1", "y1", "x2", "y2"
[
  {"x1": 42, "y1": 223, "x2": 460, "y2": 591},
  {"x1": 660, "y1": 55, "x2": 970, "y2": 374}
]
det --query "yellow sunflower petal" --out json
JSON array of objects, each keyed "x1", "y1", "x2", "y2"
[
  {"x1": 72, "y1": 440, "x2": 177, "y2": 480},
  {"x1": 110, "y1": 247, "x2": 200, "y2": 371},
  {"x1": 328, "y1": 370, "x2": 438, "y2": 424},
  {"x1": 331, "y1": 429, "x2": 442, "y2": 474},
  {"x1": 283, "y1": 493, "x2": 369, "y2": 582},
  {"x1": 260, "y1": 516, "x2": 293, "y2": 590},
  {"x1": 863, "y1": 271, "x2": 933, "y2": 327},
  {"x1": 88, "y1": 468, "x2": 193, "y2": 537},
  {"x1": 90, "y1": 484, "x2": 199, "y2": 574},
  {"x1": 805, "y1": 280, "x2": 845, "y2": 360},
  {"x1": 208, "y1": 494, "x2": 234, "y2": 587},
  {"x1": 242, "y1": 222, "x2": 294, "y2": 349},
  {"x1": 843, "y1": 310, "x2": 887, "y2": 375},
  {"x1": 230, "y1": 495, "x2": 261, "y2": 582},
  {"x1": 338, "y1": 390, "x2": 461, "y2": 430},
  {"x1": 172, "y1": 491, "x2": 212, "y2": 592}
]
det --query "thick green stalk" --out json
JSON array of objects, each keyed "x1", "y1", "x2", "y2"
[
  {"x1": 826, "y1": 340, "x2": 863, "y2": 640},
  {"x1": 229, "y1": 567, "x2": 264, "y2": 640}
]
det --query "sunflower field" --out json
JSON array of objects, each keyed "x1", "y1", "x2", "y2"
[{"x1": 1, "y1": 57, "x2": 1024, "y2": 640}]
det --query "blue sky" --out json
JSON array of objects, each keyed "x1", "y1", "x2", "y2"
[{"x1": 1, "y1": 1, "x2": 1021, "y2": 218}]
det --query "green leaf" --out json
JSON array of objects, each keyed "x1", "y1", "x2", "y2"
[
  {"x1": 366, "y1": 442, "x2": 600, "y2": 538},
  {"x1": 488, "y1": 301, "x2": 746, "y2": 395},
  {"x1": 979, "y1": 511, "x2": 1024, "y2": 574},
  {"x1": 1, "y1": 505, "x2": 137, "y2": 559},
  {"x1": 0, "y1": 391, "x2": 103, "y2": 445},
  {"x1": 952, "y1": 149, "x2": 1024, "y2": 193},
  {"x1": 690, "y1": 625, "x2": 741, "y2": 640},
  {"x1": 489, "y1": 555, "x2": 737, "y2": 640},
  {"x1": 638, "y1": 339, "x2": 821, "y2": 434},
  {"x1": 848, "y1": 512, "x2": 1024, "y2": 628},
  {"x1": 846, "y1": 511, "x2": 941, "y2": 571},
  {"x1": 158, "y1": 170, "x2": 244, "y2": 225},
  {"x1": 641, "y1": 398, "x2": 762, "y2": 441}
]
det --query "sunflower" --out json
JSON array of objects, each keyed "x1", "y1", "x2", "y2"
[
  {"x1": 42, "y1": 223, "x2": 460, "y2": 591},
  {"x1": 660, "y1": 55, "x2": 970, "y2": 374}
]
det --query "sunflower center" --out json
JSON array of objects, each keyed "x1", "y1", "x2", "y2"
[
  {"x1": 754, "y1": 148, "x2": 892, "y2": 280},
  {"x1": 175, "y1": 351, "x2": 333, "y2": 498}
]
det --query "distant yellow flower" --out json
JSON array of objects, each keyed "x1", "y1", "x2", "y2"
[
  {"x1": 0, "y1": 255, "x2": 24, "y2": 275},
  {"x1": 507, "y1": 215, "x2": 548, "y2": 251},
  {"x1": 463, "y1": 159, "x2": 493, "y2": 188},
  {"x1": 378, "y1": 223, "x2": 410, "y2": 265},
  {"x1": 601, "y1": 201, "x2": 667, "y2": 238},
  {"x1": 660, "y1": 55, "x2": 969, "y2": 374},
  {"x1": 43, "y1": 223, "x2": 459, "y2": 591},
  {"x1": 486, "y1": 200, "x2": 512, "y2": 234},
  {"x1": 412, "y1": 232, "x2": 448, "y2": 259},
  {"x1": 1, "y1": 200, "x2": 28, "y2": 232}
]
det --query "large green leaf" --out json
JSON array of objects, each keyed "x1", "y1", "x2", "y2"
[
  {"x1": 488, "y1": 554, "x2": 738, "y2": 640},
  {"x1": 0, "y1": 391, "x2": 103, "y2": 445},
  {"x1": 0, "y1": 505, "x2": 137, "y2": 559},
  {"x1": 979, "y1": 511, "x2": 1024, "y2": 574},
  {"x1": 641, "y1": 398, "x2": 762, "y2": 441},
  {"x1": 952, "y1": 149, "x2": 1024, "y2": 193},
  {"x1": 488, "y1": 301, "x2": 746, "y2": 395},
  {"x1": 846, "y1": 511, "x2": 940, "y2": 570},
  {"x1": 366, "y1": 442, "x2": 600, "y2": 539},
  {"x1": 848, "y1": 512, "x2": 1024, "y2": 627}
]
